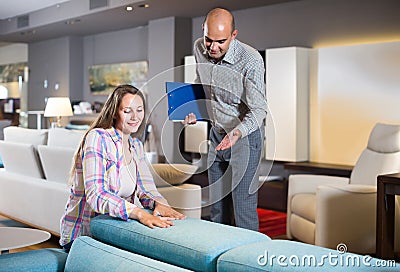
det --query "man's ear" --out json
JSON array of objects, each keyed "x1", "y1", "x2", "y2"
[{"x1": 231, "y1": 29, "x2": 238, "y2": 39}]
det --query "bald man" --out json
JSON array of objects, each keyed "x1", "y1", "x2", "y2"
[{"x1": 185, "y1": 8, "x2": 267, "y2": 231}]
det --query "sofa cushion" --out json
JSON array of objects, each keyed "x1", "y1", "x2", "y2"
[
  {"x1": 47, "y1": 128, "x2": 85, "y2": 149},
  {"x1": 0, "y1": 248, "x2": 67, "y2": 272},
  {"x1": 149, "y1": 163, "x2": 198, "y2": 187},
  {"x1": 38, "y1": 145, "x2": 75, "y2": 183},
  {"x1": 65, "y1": 236, "x2": 189, "y2": 272},
  {"x1": 0, "y1": 141, "x2": 44, "y2": 178},
  {"x1": 91, "y1": 215, "x2": 270, "y2": 272},
  {"x1": 4, "y1": 126, "x2": 48, "y2": 145},
  {"x1": 217, "y1": 239, "x2": 399, "y2": 271}
]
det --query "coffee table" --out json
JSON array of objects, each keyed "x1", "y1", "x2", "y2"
[{"x1": 0, "y1": 227, "x2": 51, "y2": 254}]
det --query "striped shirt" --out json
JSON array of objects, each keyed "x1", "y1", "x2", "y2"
[
  {"x1": 193, "y1": 38, "x2": 267, "y2": 137},
  {"x1": 59, "y1": 127, "x2": 167, "y2": 246}
]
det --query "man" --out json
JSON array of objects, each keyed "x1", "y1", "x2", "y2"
[{"x1": 184, "y1": 8, "x2": 267, "y2": 231}]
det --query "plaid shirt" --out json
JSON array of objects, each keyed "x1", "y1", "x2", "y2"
[
  {"x1": 193, "y1": 38, "x2": 267, "y2": 137},
  {"x1": 60, "y1": 127, "x2": 166, "y2": 246}
]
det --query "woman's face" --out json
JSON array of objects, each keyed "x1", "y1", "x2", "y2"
[{"x1": 115, "y1": 93, "x2": 144, "y2": 135}]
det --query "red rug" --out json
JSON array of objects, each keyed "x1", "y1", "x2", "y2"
[{"x1": 257, "y1": 208, "x2": 287, "y2": 237}]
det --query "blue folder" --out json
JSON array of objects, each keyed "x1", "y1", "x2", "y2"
[{"x1": 166, "y1": 82, "x2": 209, "y2": 121}]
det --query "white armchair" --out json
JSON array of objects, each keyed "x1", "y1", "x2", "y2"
[{"x1": 287, "y1": 123, "x2": 400, "y2": 254}]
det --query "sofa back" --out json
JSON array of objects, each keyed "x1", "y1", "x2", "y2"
[
  {"x1": 0, "y1": 127, "x2": 84, "y2": 182},
  {"x1": 0, "y1": 127, "x2": 49, "y2": 178}
]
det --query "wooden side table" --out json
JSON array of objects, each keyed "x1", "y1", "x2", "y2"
[
  {"x1": 284, "y1": 161, "x2": 353, "y2": 177},
  {"x1": 376, "y1": 173, "x2": 400, "y2": 260}
]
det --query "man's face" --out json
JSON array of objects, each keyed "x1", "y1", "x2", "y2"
[{"x1": 203, "y1": 21, "x2": 237, "y2": 61}]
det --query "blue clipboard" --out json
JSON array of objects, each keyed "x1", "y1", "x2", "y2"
[{"x1": 166, "y1": 82, "x2": 209, "y2": 121}]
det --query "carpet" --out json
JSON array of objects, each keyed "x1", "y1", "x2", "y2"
[{"x1": 257, "y1": 208, "x2": 287, "y2": 238}]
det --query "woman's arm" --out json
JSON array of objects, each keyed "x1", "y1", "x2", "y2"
[{"x1": 132, "y1": 138, "x2": 185, "y2": 219}]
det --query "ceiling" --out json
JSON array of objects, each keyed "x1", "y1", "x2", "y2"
[
  {"x1": 0, "y1": 0, "x2": 71, "y2": 20},
  {"x1": 0, "y1": 0, "x2": 299, "y2": 44}
]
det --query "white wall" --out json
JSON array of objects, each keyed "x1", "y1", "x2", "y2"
[{"x1": 310, "y1": 41, "x2": 400, "y2": 165}]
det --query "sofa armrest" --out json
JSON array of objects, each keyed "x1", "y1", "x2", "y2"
[
  {"x1": 0, "y1": 171, "x2": 69, "y2": 235},
  {"x1": 286, "y1": 174, "x2": 350, "y2": 240},
  {"x1": 315, "y1": 184, "x2": 377, "y2": 254},
  {"x1": 157, "y1": 183, "x2": 202, "y2": 219},
  {"x1": 288, "y1": 174, "x2": 350, "y2": 196}
]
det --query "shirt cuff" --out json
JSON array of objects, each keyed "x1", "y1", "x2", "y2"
[{"x1": 234, "y1": 124, "x2": 248, "y2": 138}]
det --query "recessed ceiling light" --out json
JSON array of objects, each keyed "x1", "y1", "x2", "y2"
[
  {"x1": 138, "y1": 4, "x2": 149, "y2": 8},
  {"x1": 65, "y1": 19, "x2": 81, "y2": 25},
  {"x1": 20, "y1": 30, "x2": 36, "y2": 36},
  {"x1": 126, "y1": 6, "x2": 133, "y2": 11}
]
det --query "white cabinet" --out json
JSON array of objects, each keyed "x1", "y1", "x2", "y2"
[
  {"x1": 265, "y1": 47, "x2": 312, "y2": 162},
  {"x1": 183, "y1": 55, "x2": 208, "y2": 154}
]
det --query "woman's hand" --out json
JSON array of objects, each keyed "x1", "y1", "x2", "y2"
[
  {"x1": 153, "y1": 202, "x2": 186, "y2": 220},
  {"x1": 130, "y1": 207, "x2": 174, "y2": 229}
]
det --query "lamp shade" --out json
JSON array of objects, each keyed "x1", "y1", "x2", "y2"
[{"x1": 44, "y1": 97, "x2": 73, "y2": 117}]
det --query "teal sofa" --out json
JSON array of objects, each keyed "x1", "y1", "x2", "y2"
[{"x1": 0, "y1": 216, "x2": 398, "y2": 271}]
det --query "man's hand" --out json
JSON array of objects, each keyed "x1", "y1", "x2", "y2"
[
  {"x1": 182, "y1": 113, "x2": 197, "y2": 125},
  {"x1": 216, "y1": 129, "x2": 242, "y2": 151}
]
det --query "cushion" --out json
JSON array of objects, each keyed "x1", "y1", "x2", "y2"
[
  {"x1": 367, "y1": 123, "x2": 400, "y2": 153},
  {"x1": 4, "y1": 126, "x2": 48, "y2": 145},
  {"x1": 0, "y1": 248, "x2": 67, "y2": 272},
  {"x1": 37, "y1": 145, "x2": 75, "y2": 183},
  {"x1": 149, "y1": 163, "x2": 198, "y2": 187},
  {"x1": 47, "y1": 128, "x2": 85, "y2": 148},
  {"x1": 350, "y1": 149, "x2": 400, "y2": 186},
  {"x1": 91, "y1": 215, "x2": 270, "y2": 272},
  {"x1": 65, "y1": 236, "x2": 189, "y2": 272},
  {"x1": 217, "y1": 239, "x2": 399, "y2": 271},
  {"x1": 0, "y1": 140, "x2": 44, "y2": 178}
]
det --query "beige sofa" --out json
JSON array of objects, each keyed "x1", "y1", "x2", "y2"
[{"x1": 0, "y1": 127, "x2": 201, "y2": 236}]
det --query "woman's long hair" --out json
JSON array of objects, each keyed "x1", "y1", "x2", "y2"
[{"x1": 68, "y1": 84, "x2": 146, "y2": 185}]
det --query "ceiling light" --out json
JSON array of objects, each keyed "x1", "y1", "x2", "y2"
[
  {"x1": 65, "y1": 19, "x2": 81, "y2": 25},
  {"x1": 126, "y1": 6, "x2": 133, "y2": 11},
  {"x1": 138, "y1": 4, "x2": 149, "y2": 8}
]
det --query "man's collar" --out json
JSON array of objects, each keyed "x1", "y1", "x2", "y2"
[{"x1": 222, "y1": 39, "x2": 237, "y2": 64}]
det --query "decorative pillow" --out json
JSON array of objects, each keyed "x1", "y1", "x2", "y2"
[
  {"x1": 149, "y1": 164, "x2": 198, "y2": 187},
  {"x1": 4, "y1": 126, "x2": 48, "y2": 145},
  {"x1": 47, "y1": 128, "x2": 86, "y2": 149},
  {"x1": 38, "y1": 145, "x2": 76, "y2": 184},
  {"x1": 0, "y1": 140, "x2": 44, "y2": 178}
]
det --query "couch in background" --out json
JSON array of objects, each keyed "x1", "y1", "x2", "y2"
[
  {"x1": 0, "y1": 127, "x2": 201, "y2": 235},
  {"x1": 1, "y1": 215, "x2": 397, "y2": 271}
]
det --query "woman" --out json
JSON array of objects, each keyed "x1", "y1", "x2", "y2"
[{"x1": 60, "y1": 84, "x2": 185, "y2": 250}]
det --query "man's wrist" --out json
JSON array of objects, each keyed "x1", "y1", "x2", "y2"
[{"x1": 233, "y1": 129, "x2": 242, "y2": 138}]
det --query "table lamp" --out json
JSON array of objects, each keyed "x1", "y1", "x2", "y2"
[{"x1": 44, "y1": 97, "x2": 73, "y2": 128}]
